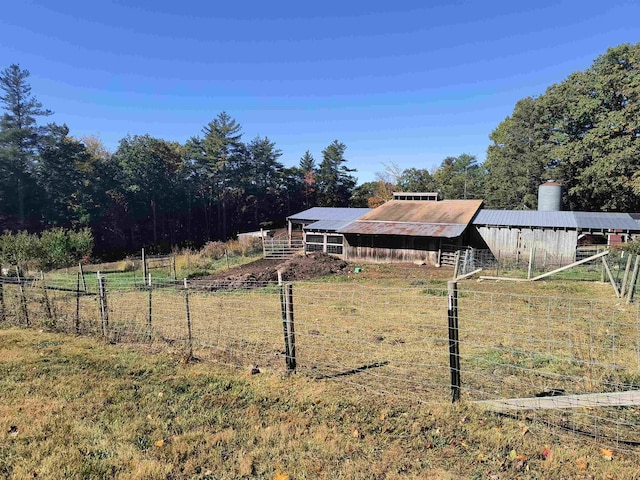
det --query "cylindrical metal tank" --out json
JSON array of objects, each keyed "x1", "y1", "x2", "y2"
[{"x1": 538, "y1": 181, "x2": 562, "y2": 211}]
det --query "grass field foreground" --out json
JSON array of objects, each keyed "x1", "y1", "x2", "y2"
[{"x1": 1, "y1": 328, "x2": 640, "y2": 479}]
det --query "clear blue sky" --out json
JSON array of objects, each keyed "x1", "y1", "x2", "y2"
[{"x1": 1, "y1": 0, "x2": 638, "y2": 183}]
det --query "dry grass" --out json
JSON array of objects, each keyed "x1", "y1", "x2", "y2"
[
  {"x1": 4, "y1": 261, "x2": 640, "y2": 471},
  {"x1": 2, "y1": 327, "x2": 640, "y2": 479}
]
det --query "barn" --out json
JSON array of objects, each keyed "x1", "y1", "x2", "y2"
[{"x1": 472, "y1": 210, "x2": 640, "y2": 264}]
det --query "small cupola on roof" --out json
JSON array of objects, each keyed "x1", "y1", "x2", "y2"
[{"x1": 393, "y1": 192, "x2": 439, "y2": 201}]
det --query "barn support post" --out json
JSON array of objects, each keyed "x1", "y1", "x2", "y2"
[
  {"x1": 183, "y1": 278, "x2": 193, "y2": 361},
  {"x1": 75, "y1": 272, "x2": 81, "y2": 334},
  {"x1": 626, "y1": 255, "x2": 640, "y2": 304},
  {"x1": 527, "y1": 245, "x2": 536, "y2": 280},
  {"x1": 447, "y1": 280, "x2": 461, "y2": 403}
]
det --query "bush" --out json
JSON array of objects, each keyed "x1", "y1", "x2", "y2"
[{"x1": 0, "y1": 228, "x2": 94, "y2": 273}]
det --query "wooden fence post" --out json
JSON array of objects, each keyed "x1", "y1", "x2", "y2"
[
  {"x1": 172, "y1": 256, "x2": 177, "y2": 281},
  {"x1": 75, "y1": 272, "x2": 81, "y2": 334},
  {"x1": 447, "y1": 280, "x2": 461, "y2": 403},
  {"x1": 453, "y1": 251, "x2": 461, "y2": 279},
  {"x1": 627, "y1": 255, "x2": 640, "y2": 304},
  {"x1": 184, "y1": 278, "x2": 193, "y2": 360},
  {"x1": 278, "y1": 271, "x2": 292, "y2": 369},
  {"x1": 98, "y1": 273, "x2": 109, "y2": 338},
  {"x1": 79, "y1": 262, "x2": 87, "y2": 292},
  {"x1": 16, "y1": 269, "x2": 29, "y2": 327},
  {"x1": 284, "y1": 283, "x2": 297, "y2": 371},
  {"x1": 41, "y1": 272, "x2": 54, "y2": 325},
  {"x1": 621, "y1": 254, "x2": 633, "y2": 298},
  {"x1": 147, "y1": 273, "x2": 153, "y2": 339},
  {"x1": 0, "y1": 279, "x2": 4, "y2": 323},
  {"x1": 142, "y1": 248, "x2": 147, "y2": 285}
]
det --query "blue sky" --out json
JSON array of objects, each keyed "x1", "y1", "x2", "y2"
[{"x1": 1, "y1": 0, "x2": 638, "y2": 183}]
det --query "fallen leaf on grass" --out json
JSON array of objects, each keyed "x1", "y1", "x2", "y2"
[
  {"x1": 575, "y1": 457, "x2": 588, "y2": 471},
  {"x1": 155, "y1": 440, "x2": 164, "y2": 447},
  {"x1": 274, "y1": 472, "x2": 289, "y2": 480},
  {"x1": 600, "y1": 447, "x2": 613, "y2": 461},
  {"x1": 541, "y1": 446, "x2": 553, "y2": 461}
]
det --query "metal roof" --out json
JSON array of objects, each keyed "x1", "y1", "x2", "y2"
[
  {"x1": 338, "y1": 221, "x2": 467, "y2": 238},
  {"x1": 303, "y1": 220, "x2": 358, "y2": 232},
  {"x1": 355, "y1": 200, "x2": 483, "y2": 224},
  {"x1": 287, "y1": 207, "x2": 371, "y2": 223},
  {"x1": 337, "y1": 200, "x2": 482, "y2": 238},
  {"x1": 473, "y1": 210, "x2": 577, "y2": 228},
  {"x1": 473, "y1": 210, "x2": 640, "y2": 231},
  {"x1": 572, "y1": 212, "x2": 640, "y2": 230}
]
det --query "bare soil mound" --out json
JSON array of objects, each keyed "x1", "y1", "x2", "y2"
[{"x1": 195, "y1": 253, "x2": 349, "y2": 289}]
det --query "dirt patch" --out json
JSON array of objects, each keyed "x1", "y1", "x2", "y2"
[{"x1": 195, "y1": 253, "x2": 350, "y2": 289}]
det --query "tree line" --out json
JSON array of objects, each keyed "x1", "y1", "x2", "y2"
[{"x1": 1, "y1": 43, "x2": 639, "y2": 256}]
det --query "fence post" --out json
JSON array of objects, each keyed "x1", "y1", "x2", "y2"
[
  {"x1": 278, "y1": 271, "x2": 292, "y2": 369},
  {"x1": 453, "y1": 251, "x2": 461, "y2": 279},
  {"x1": 41, "y1": 272, "x2": 54, "y2": 325},
  {"x1": 98, "y1": 273, "x2": 109, "y2": 338},
  {"x1": 79, "y1": 262, "x2": 87, "y2": 292},
  {"x1": 447, "y1": 280, "x2": 461, "y2": 403},
  {"x1": 626, "y1": 255, "x2": 640, "y2": 304},
  {"x1": 0, "y1": 279, "x2": 4, "y2": 323},
  {"x1": 284, "y1": 283, "x2": 297, "y2": 371},
  {"x1": 16, "y1": 269, "x2": 29, "y2": 327},
  {"x1": 183, "y1": 278, "x2": 193, "y2": 360},
  {"x1": 172, "y1": 256, "x2": 177, "y2": 281},
  {"x1": 142, "y1": 248, "x2": 147, "y2": 286},
  {"x1": 621, "y1": 254, "x2": 633, "y2": 298},
  {"x1": 147, "y1": 273, "x2": 153, "y2": 340},
  {"x1": 75, "y1": 272, "x2": 81, "y2": 334}
]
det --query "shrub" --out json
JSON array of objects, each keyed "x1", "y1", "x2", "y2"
[{"x1": 0, "y1": 228, "x2": 94, "y2": 273}]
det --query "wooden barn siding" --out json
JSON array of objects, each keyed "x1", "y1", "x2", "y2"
[
  {"x1": 475, "y1": 226, "x2": 578, "y2": 263},
  {"x1": 343, "y1": 235, "x2": 440, "y2": 265}
]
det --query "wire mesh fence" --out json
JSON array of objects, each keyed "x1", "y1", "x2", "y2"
[{"x1": 2, "y1": 273, "x2": 640, "y2": 453}]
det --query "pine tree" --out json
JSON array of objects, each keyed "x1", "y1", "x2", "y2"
[
  {"x1": 316, "y1": 140, "x2": 356, "y2": 207},
  {"x1": 0, "y1": 64, "x2": 52, "y2": 225}
]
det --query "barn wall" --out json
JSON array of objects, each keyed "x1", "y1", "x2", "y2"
[
  {"x1": 343, "y1": 234, "x2": 440, "y2": 265},
  {"x1": 475, "y1": 226, "x2": 578, "y2": 263}
]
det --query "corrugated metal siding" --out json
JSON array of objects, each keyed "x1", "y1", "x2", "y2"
[{"x1": 287, "y1": 207, "x2": 371, "y2": 222}]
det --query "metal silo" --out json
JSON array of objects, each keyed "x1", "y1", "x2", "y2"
[{"x1": 538, "y1": 181, "x2": 562, "y2": 211}]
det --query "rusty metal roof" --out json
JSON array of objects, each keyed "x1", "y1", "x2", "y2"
[
  {"x1": 338, "y1": 221, "x2": 467, "y2": 238},
  {"x1": 337, "y1": 200, "x2": 483, "y2": 238},
  {"x1": 355, "y1": 200, "x2": 482, "y2": 223}
]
